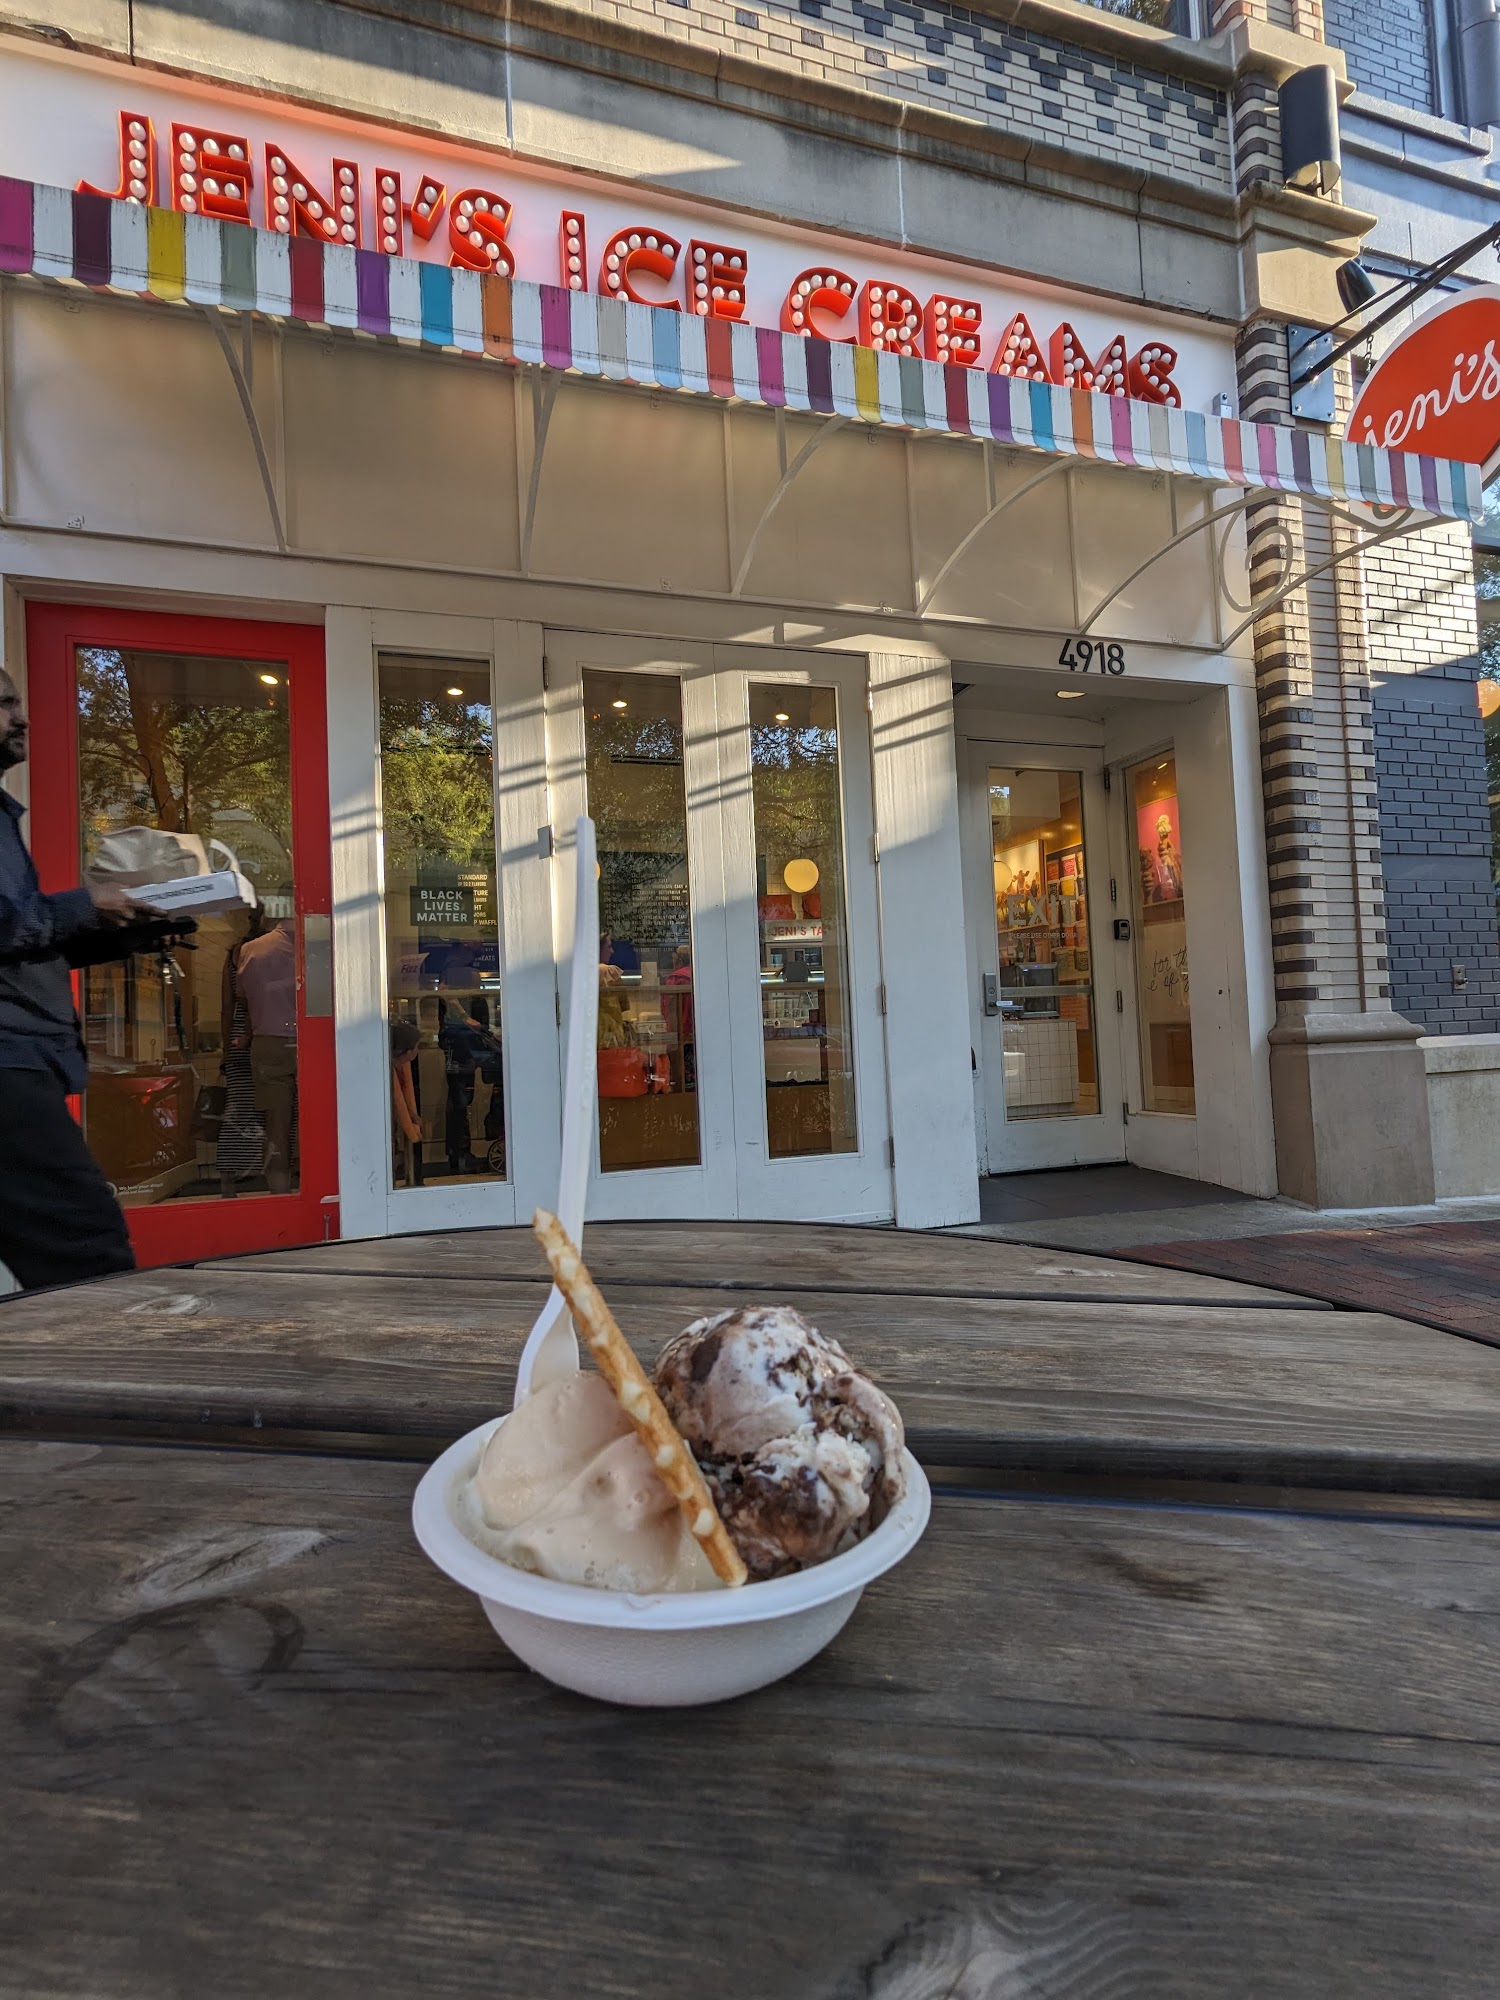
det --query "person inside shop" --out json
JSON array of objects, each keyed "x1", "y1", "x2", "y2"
[
  {"x1": 468, "y1": 990, "x2": 505, "y2": 1172},
  {"x1": 663, "y1": 941, "x2": 695, "y2": 1093},
  {"x1": 601, "y1": 931, "x2": 640, "y2": 976},
  {"x1": 235, "y1": 892, "x2": 298, "y2": 1193},
  {"x1": 216, "y1": 900, "x2": 267, "y2": 1197},
  {"x1": 390, "y1": 1018, "x2": 424, "y2": 1187},
  {"x1": 0, "y1": 667, "x2": 191, "y2": 1290},
  {"x1": 435, "y1": 938, "x2": 494, "y2": 1176}
]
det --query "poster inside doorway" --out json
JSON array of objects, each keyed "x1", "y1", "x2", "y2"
[{"x1": 1136, "y1": 794, "x2": 1184, "y2": 907}]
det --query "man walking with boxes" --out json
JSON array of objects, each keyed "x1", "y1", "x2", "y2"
[{"x1": 0, "y1": 667, "x2": 185, "y2": 1291}]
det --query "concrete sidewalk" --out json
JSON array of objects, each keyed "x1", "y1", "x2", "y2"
[{"x1": 942, "y1": 1163, "x2": 1500, "y2": 1255}]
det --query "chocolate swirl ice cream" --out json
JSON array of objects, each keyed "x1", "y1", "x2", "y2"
[{"x1": 652, "y1": 1305, "x2": 906, "y2": 1580}]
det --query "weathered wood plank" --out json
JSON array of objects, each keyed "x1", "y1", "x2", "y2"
[
  {"x1": 216, "y1": 1220, "x2": 1304, "y2": 1305},
  {"x1": 4, "y1": 1268, "x2": 1499, "y2": 1488},
  {"x1": 4, "y1": 1440, "x2": 1498, "y2": 1999}
]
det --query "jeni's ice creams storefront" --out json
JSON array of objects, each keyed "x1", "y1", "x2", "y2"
[{"x1": 0, "y1": 37, "x2": 1478, "y2": 1266}]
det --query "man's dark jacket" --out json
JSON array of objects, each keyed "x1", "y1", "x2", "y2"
[{"x1": 0, "y1": 791, "x2": 180, "y2": 1092}]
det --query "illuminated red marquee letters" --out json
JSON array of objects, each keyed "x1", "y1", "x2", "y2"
[
  {"x1": 75, "y1": 109, "x2": 1182, "y2": 403},
  {"x1": 990, "y1": 314, "x2": 1051, "y2": 382},
  {"x1": 449, "y1": 190, "x2": 514, "y2": 275},
  {"x1": 172, "y1": 124, "x2": 253, "y2": 226},
  {"x1": 781, "y1": 269, "x2": 858, "y2": 339},
  {"x1": 560, "y1": 211, "x2": 587, "y2": 292},
  {"x1": 925, "y1": 295, "x2": 983, "y2": 367},
  {"x1": 688, "y1": 242, "x2": 748, "y2": 320},
  {"x1": 78, "y1": 110, "x2": 157, "y2": 206},
  {"x1": 600, "y1": 228, "x2": 681, "y2": 308}
]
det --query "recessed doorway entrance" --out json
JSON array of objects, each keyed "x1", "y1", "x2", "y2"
[{"x1": 966, "y1": 741, "x2": 1125, "y2": 1172}]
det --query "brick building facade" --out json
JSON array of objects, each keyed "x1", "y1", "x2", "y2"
[
  {"x1": 1324, "y1": 0, "x2": 1436, "y2": 112},
  {"x1": 1364, "y1": 527, "x2": 1500, "y2": 1037},
  {"x1": 1331, "y1": 0, "x2": 1500, "y2": 1197}
]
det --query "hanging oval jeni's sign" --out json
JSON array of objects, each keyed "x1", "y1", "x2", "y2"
[{"x1": 1347, "y1": 286, "x2": 1500, "y2": 478}]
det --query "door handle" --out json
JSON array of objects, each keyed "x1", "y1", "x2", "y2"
[{"x1": 981, "y1": 972, "x2": 1000, "y2": 1016}]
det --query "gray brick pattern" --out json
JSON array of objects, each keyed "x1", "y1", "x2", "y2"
[
  {"x1": 636, "y1": 0, "x2": 1231, "y2": 189},
  {"x1": 1323, "y1": 0, "x2": 1435, "y2": 113},
  {"x1": 1373, "y1": 670, "x2": 1500, "y2": 1033}
]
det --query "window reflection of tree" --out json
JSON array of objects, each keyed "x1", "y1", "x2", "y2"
[
  {"x1": 380, "y1": 694, "x2": 495, "y2": 882},
  {"x1": 77, "y1": 647, "x2": 291, "y2": 883},
  {"x1": 750, "y1": 716, "x2": 841, "y2": 881},
  {"x1": 585, "y1": 700, "x2": 690, "y2": 943}
]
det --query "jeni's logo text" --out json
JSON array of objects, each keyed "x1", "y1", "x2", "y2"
[{"x1": 1347, "y1": 286, "x2": 1500, "y2": 477}]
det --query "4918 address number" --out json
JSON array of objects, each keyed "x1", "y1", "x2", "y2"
[{"x1": 1059, "y1": 639, "x2": 1126, "y2": 674}]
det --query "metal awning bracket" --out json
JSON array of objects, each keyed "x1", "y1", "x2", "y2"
[{"x1": 199, "y1": 304, "x2": 286, "y2": 554}]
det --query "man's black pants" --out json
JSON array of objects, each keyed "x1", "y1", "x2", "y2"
[{"x1": 0, "y1": 1067, "x2": 136, "y2": 1291}]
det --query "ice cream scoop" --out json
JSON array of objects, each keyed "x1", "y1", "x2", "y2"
[
  {"x1": 465, "y1": 1371, "x2": 717, "y2": 1594},
  {"x1": 653, "y1": 1305, "x2": 906, "y2": 1580}
]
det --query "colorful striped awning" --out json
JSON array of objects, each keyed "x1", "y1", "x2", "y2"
[{"x1": 0, "y1": 178, "x2": 1483, "y2": 525}]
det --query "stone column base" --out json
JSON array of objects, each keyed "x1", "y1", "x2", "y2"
[{"x1": 1268, "y1": 1012, "x2": 1435, "y2": 1210}]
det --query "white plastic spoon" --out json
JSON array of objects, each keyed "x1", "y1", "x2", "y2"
[{"x1": 514, "y1": 813, "x2": 599, "y2": 1404}]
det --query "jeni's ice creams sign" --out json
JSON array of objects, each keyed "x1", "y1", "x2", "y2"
[
  {"x1": 0, "y1": 43, "x2": 1236, "y2": 410},
  {"x1": 1348, "y1": 287, "x2": 1500, "y2": 479}
]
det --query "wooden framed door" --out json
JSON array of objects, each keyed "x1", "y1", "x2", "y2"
[
  {"x1": 24, "y1": 603, "x2": 337, "y2": 1265},
  {"x1": 965, "y1": 739, "x2": 1125, "y2": 1173}
]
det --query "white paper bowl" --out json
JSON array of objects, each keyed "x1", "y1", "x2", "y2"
[{"x1": 412, "y1": 1415, "x2": 932, "y2": 1707}]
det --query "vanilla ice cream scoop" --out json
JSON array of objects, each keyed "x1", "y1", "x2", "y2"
[
  {"x1": 465, "y1": 1372, "x2": 717, "y2": 1594},
  {"x1": 653, "y1": 1306, "x2": 906, "y2": 1580}
]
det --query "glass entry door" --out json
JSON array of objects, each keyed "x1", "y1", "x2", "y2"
[
  {"x1": 545, "y1": 634, "x2": 889, "y2": 1222},
  {"x1": 25, "y1": 605, "x2": 336, "y2": 1265},
  {"x1": 969, "y1": 742, "x2": 1124, "y2": 1172}
]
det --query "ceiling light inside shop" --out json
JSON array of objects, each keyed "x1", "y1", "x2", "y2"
[
  {"x1": 447, "y1": 686, "x2": 464, "y2": 697},
  {"x1": 612, "y1": 699, "x2": 628, "y2": 710},
  {"x1": 774, "y1": 711, "x2": 790, "y2": 722},
  {"x1": 784, "y1": 858, "x2": 820, "y2": 894},
  {"x1": 259, "y1": 673, "x2": 279, "y2": 686},
  {"x1": 1056, "y1": 689, "x2": 1085, "y2": 700}
]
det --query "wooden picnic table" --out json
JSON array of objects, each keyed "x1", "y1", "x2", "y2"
[
  {"x1": 5, "y1": 1435, "x2": 1499, "y2": 1998},
  {"x1": 9, "y1": 1224, "x2": 1500, "y2": 1993},
  {"x1": 3, "y1": 1224, "x2": 1500, "y2": 1493}
]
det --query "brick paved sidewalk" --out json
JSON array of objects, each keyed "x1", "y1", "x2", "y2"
[{"x1": 1122, "y1": 1221, "x2": 1500, "y2": 1348}]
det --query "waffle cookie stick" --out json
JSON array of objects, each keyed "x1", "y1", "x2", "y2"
[{"x1": 531, "y1": 1209, "x2": 748, "y2": 1588}]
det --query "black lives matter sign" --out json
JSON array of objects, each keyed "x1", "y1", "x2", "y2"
[{"x1": 410, "y1": 885, "x2": 475, "y2": 926}]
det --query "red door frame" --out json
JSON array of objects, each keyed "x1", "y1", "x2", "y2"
[{"x1": 23, "y1": 603, "x2": 339, "y2": 1265}]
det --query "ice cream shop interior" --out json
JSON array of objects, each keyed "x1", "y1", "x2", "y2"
[{"x1": 0, "y1": 13, "x2": 1482, "y2": 1268}]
